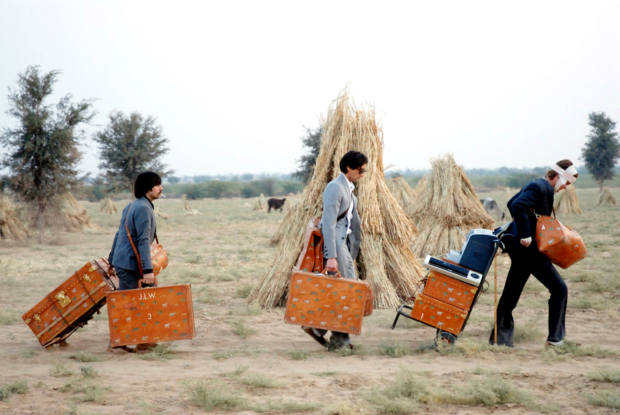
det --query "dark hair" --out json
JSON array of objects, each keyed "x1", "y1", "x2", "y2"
[
  {"x1": 545, "y1": 159, "x2": 579, "y2": 180},
  {"x1": 339, "y1": 151, "x2": 369, "y2": 174},
  {"x1": 134, "y1": 172, "x2": 162, "y2": 199}
]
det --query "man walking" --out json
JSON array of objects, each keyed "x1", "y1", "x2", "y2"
[
  {"x1": 303, "y1": 151, "x2": 367, "y2": 350},
  {"x1": 107, "y1": 171, "x2": 163, "y2": 352}
]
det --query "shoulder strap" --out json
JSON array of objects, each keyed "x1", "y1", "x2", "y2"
[
  {"x1": 125, "y1": 202, "x2": 144, "y2": 276},
  {"x1": 336, "y1": 190, "x2": 353, "y2": 222}
]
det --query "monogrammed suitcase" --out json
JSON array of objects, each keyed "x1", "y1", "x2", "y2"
[
  {"x1": 107, "y1": 282, "x2": 195, "y2": 347},
  {"x1": 409, "y1": 293, "x2": 469, "y2": 335},
  {"x1": 422, "y1": 271, "x2": 477, "y2": 311},
  {"x1": 22, "y1": 259, "x2": 118, "y2": 348},
  {"x1": 284, "y1": 270, "x2": 373, "y2": 336}
]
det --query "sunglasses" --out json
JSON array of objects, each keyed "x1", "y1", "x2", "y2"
[{"x1": 357, "y1": 167, "x2": 367, "y2": 173}]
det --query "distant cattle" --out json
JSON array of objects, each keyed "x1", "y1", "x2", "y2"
[
  {"x1": 267, "y1": 198, "x2": 286, "y2": 213},
  {"x1": 480, "y1": 198, "x2": 505, "y2": 221}
]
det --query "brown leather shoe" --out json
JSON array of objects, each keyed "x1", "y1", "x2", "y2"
[
  {"x1": 301, "y1": 327, "x2": 327, "y2": 347},
  {"x1": 107, "y1": 345, "x2": 136, "y2": 353},
  {"x1": 136, "y1": 342, "x2": 158, "y2": 351}
]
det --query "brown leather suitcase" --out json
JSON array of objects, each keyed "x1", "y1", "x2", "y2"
[
  {"x1": 409, "y1": 293, "x2": 469, "y2": 335},
  {"x1": 107, "y1": 282, "x2": 195, "y2": 347},
  {"x1": 284, "y1": 270, "x2": 373, "y2": 336},
  {"x1": 22, "y1": 259, "x2": 118, "y2": 348},
  {"x1": 422, "y1": 271, "x2": 477, "y2": 311},
  {"x1": 535, "y1": 215, "x2": 587, "y2": 269}
]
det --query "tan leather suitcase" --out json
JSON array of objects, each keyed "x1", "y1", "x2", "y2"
[
  {"x1": 535, "y1": 215, "x2": 587, "y2": 269},
  {"x1": 107, "y1": 283, "x2": 195, "y2": 347},
  {"x1": 284, "y1": 270, "x2": 373, "y2": 336},
  {"x1": 409, "y1": 293, "x2": 469, "y2": 335},
  {"x1": 422, "y1": 271, "x2": 477, "y2": 311},
  {"x1": 22, "y1": 259, "x2": 118, "y2": 348}
]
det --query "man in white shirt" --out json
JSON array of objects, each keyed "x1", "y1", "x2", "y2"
[{"x1": 302, "y1": 151, "x2": 367, "y2": 350}]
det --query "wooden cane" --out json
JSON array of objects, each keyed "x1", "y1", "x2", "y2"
[{"x1": 494, "y1": 253, "x2": 498, "y2": 345}]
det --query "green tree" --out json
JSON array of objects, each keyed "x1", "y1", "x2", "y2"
[
  {"x1": 293, "y1": 125, "x2": 322, "y2": 184},
  {"x1": 582, "y1": 112, "x2": 620, "y2": 191},
  {"x1": 94, "y1": 111, "x2": 172, "y2": 193},
  {"x1": 0, "y1": 66, "x2": 95, "y2": 242}
]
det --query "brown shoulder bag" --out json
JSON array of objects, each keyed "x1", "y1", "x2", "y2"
[
  {"x1": 125, "y1": 201, "x2": 168, "y2": 276},
  {"x1": 533, "y1": 210, "x2": 587, "y2": 269}
]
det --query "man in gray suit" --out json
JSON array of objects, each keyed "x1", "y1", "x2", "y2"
[{"x1": 303, "y1": 151, "x2": 367, "y2": 350}]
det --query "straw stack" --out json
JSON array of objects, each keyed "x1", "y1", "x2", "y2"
[
  {"x1": 155, "y1": 207, "x2": 170, "y2": 219},
  {"x1": 253, "y1": 194, "x2": 267, "y2": 211},
  {"x1": 410, "y1": 154, "x2": 495, "y2": 258},
  {"x1": 181, "y1": 195, "x2": 192, "y2": 210},
  {"x1": 554, "y1": 185, "x2": 582, "y2": 215},
  {"x1": 598, "y1": 187, "x2": 617, "y2": 206},
  {"x1": 0, "y1": 196, "x2": 29, "y2": 240},
  {"x1": 387, "y1": 177, "x2": 417, "y2": 220},
  {"x1": 100, "y1": 197, "x2": 118, "y2": 215},
  {"x1": 248, "y1": 88, "x2": 424, "y2": 309},
  {"x1": 503, "y1": 187, "x2": 517, "y2": 201},
  {"x1": 57, "y1": 193, "x2": 102, "y2": 232}
]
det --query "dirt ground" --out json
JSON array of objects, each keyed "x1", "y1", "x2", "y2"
[{"x1": 1, "y1": 188, "x2": 619, "y2": 415}]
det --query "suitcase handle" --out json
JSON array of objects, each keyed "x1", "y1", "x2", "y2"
[
  {"x1": 138, "y1": 277, "x2": 159, "y2": 288},
  {"x1": 323, "y1": 270, "x2": 341, "y2": 278}
]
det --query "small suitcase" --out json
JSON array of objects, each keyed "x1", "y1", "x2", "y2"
[
  {"x1": 284, "y1": 270, "x2": 373, "y2": 336},
  {"x1": 107, "y1": 281, "x2": 195, "y2": 347},
  {"x1": 22, "y1": 259, "x2": 118, "y2": 348},
  {"x1": 422, "y1": 271, "x2": 477, "y2": 311},
  {"x1": 409, "y1": 293, "x2": 469, "y2": 335}
]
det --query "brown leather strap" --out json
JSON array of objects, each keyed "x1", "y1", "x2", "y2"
[{"x1": 125, "y1": 202, "x2": 144, "y2": 277}]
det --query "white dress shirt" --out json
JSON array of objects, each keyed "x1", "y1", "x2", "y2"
[{"x1": 344, "y1": 175, "x2": 355, "y2": 235}]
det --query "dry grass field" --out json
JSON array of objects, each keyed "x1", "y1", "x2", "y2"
[{"x1": 1, "y1": 187, "x2": 619, "y2": 415}]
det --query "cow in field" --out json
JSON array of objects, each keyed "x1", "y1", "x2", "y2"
[
  {"x1": 480, "y1": 198, "x2": 505, "y2": 221},
  {"x1": 267, "y1": 198, "x2": 286, "y2": 213}
]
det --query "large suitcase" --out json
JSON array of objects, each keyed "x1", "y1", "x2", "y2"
[
  {"x1": 422, "y1": 271, "x2": 477, "y2": 311},
  {"x1": 409, "y1": 293, "x2": 468, "y2": 335},
  {"x1": 22, "y1": 259, "x2": 118, "y2": 348},
  {"x1": 284, "y1": 270, "x2": 373, "y2": 336},
  {"x1": 107, "y1": 282, "x2": 195, "y2": 347}
]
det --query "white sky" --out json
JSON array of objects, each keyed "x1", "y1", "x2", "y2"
[{"x1": 1, "y1": 1, "x2": 619, "y2": 176}]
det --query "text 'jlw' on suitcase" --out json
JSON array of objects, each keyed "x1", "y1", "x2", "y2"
[
  {"x1": 106, "y1": 279, "x2": 195, "y2": 347},
  {"x1": 284, "y1": 269, "x2": 373, "y2": 336},
  {"x1": 22, "y1": 259, "x2": 119, "y2": 348}
]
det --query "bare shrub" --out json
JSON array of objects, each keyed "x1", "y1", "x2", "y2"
[
  {"x1": 230, "y1": 319, "x2": 258, "y2": 339},
  {"x1": 238, "y1": 372, "x2": 281, "y2": 388},
  {"x1": 183, "y1": 380, "x2": 247, "y2": 411},
  {"x1": 0, "y1": 379, "x2": 28, "y2": 401}
]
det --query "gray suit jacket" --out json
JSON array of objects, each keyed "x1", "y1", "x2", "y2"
[
  {"x1": 108, "y1": 197, "x2": 157, "y2": 274},
  {"x1": 320, "y1": 173, "x2": 361, "y2": 260}
]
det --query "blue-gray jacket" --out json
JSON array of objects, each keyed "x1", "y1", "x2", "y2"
[
  {"x1": 319, "y1": 173, "x2": 361, "y2": 260},
  {"x1": 108, "y1": 197, "x2": 157, "y2": 274}
]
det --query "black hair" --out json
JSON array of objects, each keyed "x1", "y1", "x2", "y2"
[
  {"x1": 339, "y1": 151, "x2": 369, "y2": 174},
  {"x1": 134, "y1": 172, "x2": 162, "y2": 199}
]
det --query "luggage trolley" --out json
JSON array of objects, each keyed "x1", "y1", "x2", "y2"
[{"x1": 392, "y1": 226, "x2": 512, "y2": 344}]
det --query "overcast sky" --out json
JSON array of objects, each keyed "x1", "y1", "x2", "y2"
[{"x1": 1, "y1": 1, "x2": 619, "y2": 177}]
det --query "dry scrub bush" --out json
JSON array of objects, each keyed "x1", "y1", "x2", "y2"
[
  {"x1": 441, "y1": 375, "x2": 532, "y2": 406},
  {"x1": 586, "y1": 390, "x2": 620, "y2": 410},
  {"x1": 288, "y1": 350, "x2": 310, "y2": 360},
  {"x1": 230, "y1": 319, "x2": 258, "y2": 339},
  {"x1": 254, "y1": 398, "x2": 320, "y2": 413},
  {"x1": 589, "y1": 369, "x2": 620, "y2": 383},
  {"x1": 0, "y1": 379, "x2": 28, "y2": 401},
  {"x1": 79, "y1": 365, "x2": 99, "y2": 379},
  {"x1": 238, "y1": 372, "x2": 281, "y2": 388},
  {"x1": 138, "y1": 343, "x2": 177, "y2": 361},
  {"x1": 0, "y1": 307, "x2": 20, "y2": 325},
  {"x1": 183, "y1": 379, "x2": 247, "y2": 411},
  {"x1": 69, "y1": 351, "x2": 103, "y2": 363},
  {"x1": 377, "y1": 340, "x2": 413, "y2": 358},
  {"x1": 50, "y1": 362, "x2": 74, "y2": 377},
  {"x1": 543, "y1": 341, "x2": 617, "y2": 362}
]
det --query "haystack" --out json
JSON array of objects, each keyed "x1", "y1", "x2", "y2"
[
  {"x1": 410, "y1": 154, "x2": 495, "y2": 258},
  {"x1": 248, "y1": 89, "x2": 424, "y2": 309},
  {"x1": 253, "y1": 194, "x2": 267, "y2": 211},
  {"x1": 181, "y1": 195, "x2": 192, "y2": 210},
  {"x1": 0, "y1": 196, "x2": 29, "y2": 240},
  {"x1": 503, "y1": 187, "x2": 517, "y2": 200},
  {"x1": 554, "y1": 185, "x2": 582, "y2": 215},
  {"x1": 58, "y1": 193, "x2": 102, "y2": 232},
  {"x1": 598, "y1": 187, "x2": 617, "y2": 206},
  {"x1": 155, "y1": 207, "x2": 170, "y2": 219},
  {"x1": 100, "y1": 197, "x2": 118, "y2": 214},
  {"x1": 387, "y1": 177, "x2": 417, "y2": 220}
]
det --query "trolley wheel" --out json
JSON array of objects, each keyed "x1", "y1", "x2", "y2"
[{"x1": 436, "y1": 330, "x2": 457, "y2": 345}]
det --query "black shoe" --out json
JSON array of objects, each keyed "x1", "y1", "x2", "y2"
[{"x1": 302, "y1": 327, "x2": 327, "y2": 347}]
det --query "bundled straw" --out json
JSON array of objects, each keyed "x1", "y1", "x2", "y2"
[
  {"x1": 181, "y1": 195, "x2": 192, "y2": 210},
  {"x1": 0, "y1": 196, "x2": 29, "y2": 240},
  {"x1": 598, "y1": 187, "x2": 617, "y2": 206},
  {"x1": 248, "y1": 88, "x2": 424, "y2": 309},
  {"x1": 155, "y1": 207, "x2": 170, "y2": 219},
  {"x1": 57, "y1": 193, "x2": 102, "y2": 232},
  {"x1": 554, "y1": 185, "x2": 582, "y2": 215},
  {"x1": 253, "y1": 194, "x2": 267, "y2": 211},
  {"x1": 410, "y1": 154, "x2": 495, "y2": 258},
  {"x1": 503, "y1": 187, "x2": 517, "y2": 201},
  {"x1": 387, "y1": 177, "x2": 417, "y2": 220},
  {"x1": 100, "y1": 197, "x2": 118, "y2": 215}
]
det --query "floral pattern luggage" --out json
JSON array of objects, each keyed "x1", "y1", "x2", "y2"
[
  {"x1": 107, "y1": 283, "x2": 195, "y2": 347},
  {"x1": 284, "y1": 270, "x2": 373, "y2": 336},
  {"x1": 422, "y1": 271, "x2": 477, "y2": 311},
  {"x1": 409, "y1": 293, "x2": 469, "y2": 335},
  {"x1": 22, "y1": 258, "x2": 118, "y2": 348}
]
